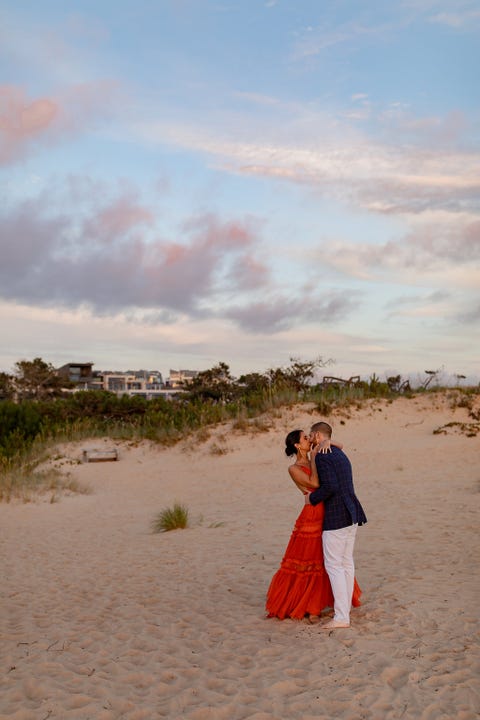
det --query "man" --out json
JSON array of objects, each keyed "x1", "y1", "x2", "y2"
[{"x1": 305, "y1": 421, "x2": 367, "y2": 630}]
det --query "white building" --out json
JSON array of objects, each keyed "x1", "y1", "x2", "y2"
[
  {"x1": 168, "y1": 369, "x2": 198, "y2": 388},
  {"x1": 101, "y1": 372, "x2": 182, "y2": 400}
]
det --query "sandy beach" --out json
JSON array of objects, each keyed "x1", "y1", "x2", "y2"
[{"x1": 1, "y1": 392, "x2": 479, "y2": 720}]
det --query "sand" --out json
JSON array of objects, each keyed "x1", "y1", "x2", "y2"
[{"x1": 0, "y1": 392, "x2": 479, "y2": 720}]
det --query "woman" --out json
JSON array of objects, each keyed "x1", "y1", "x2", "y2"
[{"x1": 265, "y1": 429, "x2": 361, "y2": 620}]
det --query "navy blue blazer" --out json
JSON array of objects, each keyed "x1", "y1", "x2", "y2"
[{"x1": 309, "y1": 446, "x2": 367, "y2": 531}]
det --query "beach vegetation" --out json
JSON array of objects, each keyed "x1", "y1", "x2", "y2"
[
  {"x1": 13, "y1": 357, "x2": 69, "y2": 400},
  {"x1": 151, "y1": 502, "x2": 189, "y2": 532},
  {"x1": 0, "y1": 458, "x2": 91, "y2": 503},
  {"x1": 433, "y1": 421, "x2": 480, "y2": 437},
  {"x1": 209, "y1": 442, "x2": 229, "y2": 455},
  {"x1": 0, "y1": 355, "x2": 478, "y2": 502}
]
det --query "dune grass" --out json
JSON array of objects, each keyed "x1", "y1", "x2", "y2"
[
  {"x1": 0, "y1": 461, "x2": 91, "y2": 503},
  {"x1": 151, "y1": 502, "x2": 189, "y2": 533}
]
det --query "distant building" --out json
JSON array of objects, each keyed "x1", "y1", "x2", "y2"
[
  {"x1": 102, "y1": 371, "x2": 181, "y2": 400},
  {"x1": 168, "y1": 369, "x2": 198, "y2": 388},
  {"x1": 126, "y1": 370, "x2": 164, "y2": 386},
  {"x1": 56, "y1": 363, "x2": 189, "y2": 399},
  {"x1": 57, "y1": 362, "x2": 102, "y2": 390}
]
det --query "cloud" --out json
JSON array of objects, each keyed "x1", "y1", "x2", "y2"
[
  {"x1": 82, "y1": 195, "x2": 155, "y2": 239},
  {"x1": 225, "y1": 290, "x2": 361, "y2": 333},
  {"x1": 385, "y1": 290, "x2": 455, "y2": 319},
  {"x1": 324, "y1": 219, "x2": 480, "y2": 288},
  {"x1": 0, "y1": 82, "x2": 118, "y2": 165},
  {"x1": 290, "y1": 13, "x2": 403, "y2": 62},
  {"x1": 457, "y1": 300, "x2": 480, "y2": 324},
  {"x1": 0, "y1": 189, "x2": 267, "y2": 314},
  {"x1": 0, "y1": 186, "x2": 337, "y2": 336},
  {"x1": 386, "y1": 290, "x2": 451, "y2": 309},
  {"x1": 428, "y1": 9, "x2": 480, "y2": 28},
  {"x1": 379, "y1": 108, "x2": 469, "y2": 149},
  {"x1": 0, "y1": 182, "x2": 364, "y2": 335},
  {"x1": 0, "y1": 86, "x2": 58, "y2": 164},
  {"x1": 232, "y1": 91, "x2": 280, "y2": 107},
  {"x1": 138, "y1": 111, "x2": 480, "y2": 218}
]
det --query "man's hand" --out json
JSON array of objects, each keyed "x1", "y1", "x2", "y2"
[{"x1": 304, "y1": 491, "x2": 312, "y2": 505}]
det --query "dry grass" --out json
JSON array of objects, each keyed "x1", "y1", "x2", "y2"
[
  {"x1": 232, "y1": 415, "x2": 273, "y2": 434},
  {"x1": 194, "y1": 427, "x2": 212, "y2": 444},
  {"x1": 0, "y1": 465, "x2": 91, "y2": 503},
  {"x1": 433, "y1": 421, "x2": 480, "y2": 437},
  {"x1": 209, "y1": 442, "x2": 229, "y2": 456}
]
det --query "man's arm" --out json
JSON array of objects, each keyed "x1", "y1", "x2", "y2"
[{"x1": 308, "y1": 455, "x2": 337, "y2": 506}]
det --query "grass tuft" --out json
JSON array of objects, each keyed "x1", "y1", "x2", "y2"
[
  {"x1": 151, "y1": 502, "x2": 189, "y2": 532},
  {"x1": 433, "y1": 421, "x2": 479, "y2": 437},
  {"x1": 209, "y1": 443, "x2": 229, "y2": 455}
]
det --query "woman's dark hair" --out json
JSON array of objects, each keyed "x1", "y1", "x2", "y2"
[{"x1": 285, "y1": 429, "x2": 302, "y2": 457}]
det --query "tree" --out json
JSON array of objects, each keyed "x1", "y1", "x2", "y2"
[
  {"x1": 284, "y1": 356, "x2": 331, "y2": 392},
  {"x1": 421, "y1": 369, "x2": 442, "y2": 390},
  {"x1": 387, "y1": 375, "x2": 411, "y2": 393},
  {"x1": 236, "y1": 372, "x2": 270, "y2": 394},
  {"x1": 185, "y1": 362, "x2": 239, "y2": 403},
  {"x1": 265, "y1": 356, "x2": 332, "y2": 393},
  {"x1": 14, "y1": 357, "x2": 65, "y2": 400},
  {"x1": 0, "y1": 372, "x2": 14, "y2": 400}
]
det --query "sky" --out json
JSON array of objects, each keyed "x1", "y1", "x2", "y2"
[{"x1": 1, "y1": 0, "x2": 479, "y2": 385}]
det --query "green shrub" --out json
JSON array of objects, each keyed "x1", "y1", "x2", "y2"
[{"x1": 151, "y1": 502, "x2": 189, "y2": 532}]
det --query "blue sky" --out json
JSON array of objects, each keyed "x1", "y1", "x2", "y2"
[{"x1": 1, "y1": 0, "x2": 479, "y2": 384}]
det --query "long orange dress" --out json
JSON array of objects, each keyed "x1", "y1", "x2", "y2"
[{"x1": 266, "y1": 466, "x2": 362, "y2": 620}]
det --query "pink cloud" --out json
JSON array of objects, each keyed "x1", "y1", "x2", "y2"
[
  {"x1": 0, "y1": 81, "x2": 119, "y2": 166},
  {"x1": 164, "y1": 244, "x2": 187, "y2": 266},
  {"x1": 0, "y1": 191, "x2": 270, "y2": 319},
  {"x1": 86, "y1": 196, "x2": 155, "y2": 239},
  {"x1": 0, "y1": 86, "x2": 59, "y2": 164},
  {"x1": 381, "y1": 108, "x2": 468, "y2": 148},
  {"x1": 225, "y1": 255, "x2": 270, "y2": 291}
]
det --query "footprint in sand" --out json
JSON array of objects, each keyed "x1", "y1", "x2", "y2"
[{"x1": 381, "y1": 665, "x2": 410, "y2": 690}]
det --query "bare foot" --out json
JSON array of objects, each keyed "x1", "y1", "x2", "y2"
[{"x1": 319, "y1": 619, "x2": 350, "y2": 630}]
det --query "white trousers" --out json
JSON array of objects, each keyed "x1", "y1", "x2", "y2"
[{"x1": 322, "y1": 524, "x2": 358, "y2": 624}]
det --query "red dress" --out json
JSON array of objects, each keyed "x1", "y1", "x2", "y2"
[{"x1": 266, "y1": 466, "x2": 362, "y2": 619}]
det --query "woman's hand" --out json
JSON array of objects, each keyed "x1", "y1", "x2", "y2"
[
  {"x1": 315, "y1": 438, "x2": 332, "y2": 455},
  {"x1": 312, "y1": 439, "x2": 332, "y2": 455}
]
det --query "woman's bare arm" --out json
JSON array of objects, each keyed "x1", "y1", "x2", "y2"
[{"x1": 288, "y1": 464, "x2": 319, "y2": 493}]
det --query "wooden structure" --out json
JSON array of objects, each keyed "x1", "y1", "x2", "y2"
[
  {"x1": 321, "y1": 375, "x2": 361, "y2": 388},
  {"x1": 82, "y1": 448, "x2": 118, "y2": 463}
]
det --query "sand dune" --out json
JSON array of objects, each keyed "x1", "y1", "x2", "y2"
[{"x1": 1, "y1": 392, "x2": 479, "y2": 719}]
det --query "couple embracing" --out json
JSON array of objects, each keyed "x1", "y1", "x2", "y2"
[{"x1": 266, "y1": 421, "x2": 367, "y2": 630}]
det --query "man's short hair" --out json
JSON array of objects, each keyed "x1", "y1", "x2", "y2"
[{"x1": 310, "y1": 421, "x2": 332, "y2": 438}]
